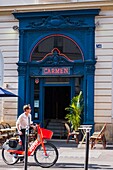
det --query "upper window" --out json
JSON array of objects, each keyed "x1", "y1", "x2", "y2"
[{"x1": 31, "y1": 35, "x2": 83, "y2": 61}]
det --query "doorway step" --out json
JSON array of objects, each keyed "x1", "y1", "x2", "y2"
[{"x1": 46, "y1": 119, "x2": 66, "y2": 139}]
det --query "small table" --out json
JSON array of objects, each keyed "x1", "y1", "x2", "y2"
[{"x1": 78, "y1": 125, "x2": 92, "y2": 148}]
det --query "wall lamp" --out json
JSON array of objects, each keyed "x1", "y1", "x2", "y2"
[{"x1": 13, "y1": 25, "x2": 19, "y2": 31}]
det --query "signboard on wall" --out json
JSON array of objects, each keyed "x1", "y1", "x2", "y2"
[{"x1": 42, "y1": 67, "x2": 70, "y2": 75}]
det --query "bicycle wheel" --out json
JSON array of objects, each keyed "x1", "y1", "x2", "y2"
[
  {"x1": 34, "y1": 142, "x2": 58, "y2": 168},
  {"x1": 2, "y1": 148, "x2": 19, "y2": 165}
]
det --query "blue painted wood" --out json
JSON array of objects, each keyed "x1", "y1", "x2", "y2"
[
  {"x1": 25, "y1": 68, "x2": 30, "y2": 104},
  {"x1": 13, "y1": 9, "x2": 100, "y2": 62},
  {"x1": 86, "y1": 75, "x2": 94, "y2": 124},
  {"x1": 40, "y1": 78, "x2": 44, "y2": 127},
  {"x1": 14, "y1": 9, "x2": 100, "y2": 126},
  {"x1": 17, "y1": 62, "x2": 27, "y2": 116},
  {"x1": 30, "y1": 78, "x2": 35, "y2": 121},
  {"x1": 19, "y1": 30, "x2": 24, "y2": 62}
]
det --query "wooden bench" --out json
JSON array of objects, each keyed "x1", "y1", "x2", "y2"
[
  {"x1": 0, "y1": 123, "x2": 16, "y2": 145},
  {"x1": 90, "y1": 123, "x2": 107, "y2": 149}
]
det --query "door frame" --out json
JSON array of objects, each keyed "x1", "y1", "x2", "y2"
[
  {"x1": 30, "y1": 76, "x2": 83, "y2": 125},
  {"x1": 40, "y1": 76, "x2": 83, "y2": 126}
]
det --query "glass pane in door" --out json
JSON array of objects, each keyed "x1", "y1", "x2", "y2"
[{"x1": 34, "y1": 78, "x2": 40, "y2": 120}]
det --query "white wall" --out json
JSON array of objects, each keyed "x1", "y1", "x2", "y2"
[
  {"x1": 0, "y1": 0, "x2": 105, "y2": 6},
  {"x1": 0, "y1": 14, "x2": 18, "y2": 123},
  {"x1": 95, "y1": 10, "x2": 113, "y2": 124},
  {"x1": 0, "y1": 50, "x2": 3, "y2": 86},
  {"x1": 0, "y1": 50, "x2": 3, "y2": 122}
]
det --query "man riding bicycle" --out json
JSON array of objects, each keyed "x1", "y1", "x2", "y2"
[
  {"x1": 16, "y1": 104, "x2": 35, "y2": 150},
  {"x1": 15, "y1": 104, "x2": 36, "y2": 162}
]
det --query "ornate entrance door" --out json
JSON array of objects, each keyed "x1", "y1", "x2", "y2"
[{"x1": 15, "y1": 9, "x2": 100, "y2": 128}]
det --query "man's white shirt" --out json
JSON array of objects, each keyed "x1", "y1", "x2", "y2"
[{"x1": 16, "y1": 113, "x2": 33, "y2": 130}]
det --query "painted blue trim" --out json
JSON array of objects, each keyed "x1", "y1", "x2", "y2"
[
  {"x1": 25, "y1": 66, "x2": 30, "y2": 104},
  {"x1": 13, "y1": 9, "x2": 100, "y2": 19},
  {"x1": 40, "y1": 78, "x2": 44, "y2": 126},
  {"x1": 30, "y1": 78, "x2": 34, "y2": 120},
  {"x1": 14, "y1": 9, "x2": 100, "y2": 128},
  {"x1": 86, "y1": 75, "x2": 95, "y2": 125},
  {"x1": 18, "y1": 75, "x2": 25, "y2": 116},
  {"x1": 17, "y1": 62, "x2": 27, "y2": 116},
  {"x1": 13, "y1": 9, "x2": 100, "y2": 63}
]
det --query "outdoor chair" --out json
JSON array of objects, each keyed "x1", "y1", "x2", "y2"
[
  {"x1": 0, "y1": 123, "x2": 8, "y2": 145},
  {"x1": 1, "y1": 122, "x2": 14, "y2": 138},
  {"x1": 64, "y1": 123, "x2": 79, "y2": 144},
  {"x1": 90, "y1": 123, "x2": 107, "y2": 149}
]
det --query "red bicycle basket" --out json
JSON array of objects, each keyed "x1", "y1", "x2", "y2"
[{"x1": 39, "y1": 128, "x2": 53, "y2": 139}]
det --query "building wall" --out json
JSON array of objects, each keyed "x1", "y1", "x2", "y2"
[
  {"x1": 94, "y1": 10, "x2": 113, "y2": 141},
  {"x1": 0, "y1": 13, "x2": 18, "y2": 125},
  {"x1": 0, "y1": 0, "x2": 107, "y2": 6},
  {"x1": 0, "y1": 51, "x2": 3, "y2": 122},
  {"x1": 0, "y1": 2, "x2": 113, "y2": 140}
]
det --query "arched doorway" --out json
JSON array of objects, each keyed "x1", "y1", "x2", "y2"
[
  {"x1": 30, "y1": 35, "x2": 83, "y2": 129},
  {"x1": 30, "y1": 38, "x2": 83, "y2": 137}
]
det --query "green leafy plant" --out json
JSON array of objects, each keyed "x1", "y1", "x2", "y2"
[{"x1": 65, "y1": 91, "x2": 83, "y2": 131}]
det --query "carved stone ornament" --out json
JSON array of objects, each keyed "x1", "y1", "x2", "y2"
[
  {"x1": 26, "y1": 15, "x2": 88, "y2": 30},
  {"x1": 17, "y1": 62, "x2": 27, "y2": 76},
  {"x1": 85, "y1": 63, "x2": 95, "y2": 74},
  {"x1": 39, "y1": 48, "x2": 74, "y2": 66},
  {"x1": 30, "y1": 68, "x2": 41, "y2": 76}
]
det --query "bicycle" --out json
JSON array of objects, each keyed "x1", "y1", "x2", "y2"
[{"x1": 2, "y1": 124, "x2": 59, "y2": 168}]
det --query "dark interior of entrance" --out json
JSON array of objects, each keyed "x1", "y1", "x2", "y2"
[{"x1": 44, "y1": 86, "x2": 70, "y2": 120}]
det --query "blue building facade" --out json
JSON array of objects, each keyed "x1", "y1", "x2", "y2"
[{"x1": 13, "y1": 9, "x2": 100, "y2": 128}]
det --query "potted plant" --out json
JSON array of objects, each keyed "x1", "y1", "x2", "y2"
[{"x1": 65, "y1": 91, "x2": 83, "y2": 131}]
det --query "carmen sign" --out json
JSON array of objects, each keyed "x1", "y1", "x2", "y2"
[{"x1": 42, "y1": 67, "x2": 70, "y2": 75}]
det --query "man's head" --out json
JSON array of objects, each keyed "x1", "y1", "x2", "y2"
[{"x1": 23, "y1": 104, "x2": 31, "y2": 113}]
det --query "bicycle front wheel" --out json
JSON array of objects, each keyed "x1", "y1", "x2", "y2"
[
  {"x1": 34, "y1": 142, "x2": 58, "y2": 168},
  {"x1": 2, "y1": 148, "x2": 19, "y2": 165}
]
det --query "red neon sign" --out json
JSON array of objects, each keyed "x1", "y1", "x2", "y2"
[{"x1": 42, "y1": 67, "x2": 70, "y2": 75}]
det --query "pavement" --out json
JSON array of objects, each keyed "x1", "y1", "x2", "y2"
[{"x1": 0, "y1": 139, "x2": 113, "y2": 170}]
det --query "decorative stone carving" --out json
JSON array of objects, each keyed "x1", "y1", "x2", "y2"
[
  {"x1": 26, "y1": 15, "x2": 89, "y2": 30},
  {"x1": 39, "y1": 48, "x2": 74, "y2": 66},
  {"x1": 17, "y1": 62, "x2": 27, "y2": 76},
  {"x1": 30, "y1": 68, "x2": 41, "y2": 76},
  {"x1": 85, "y1": 62, "x2": 95, "y2": 74}
]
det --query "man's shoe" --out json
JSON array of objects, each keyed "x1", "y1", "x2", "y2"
[{"x1": 19, "y1": 157, "x2": 24, "y2": 163}]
